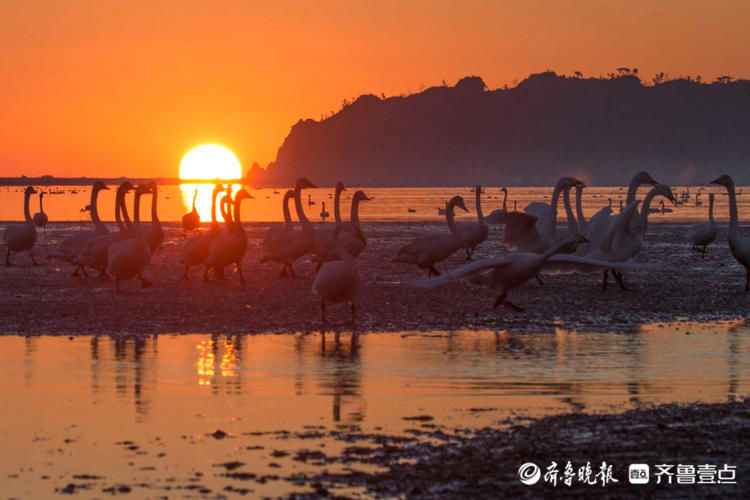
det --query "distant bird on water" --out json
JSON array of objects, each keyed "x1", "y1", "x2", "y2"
[
  {"x1": 33, "y1": 191, "x2": 49, "y2": 233},
  {"x1": 687, "y1": 192, "x2": 717, "y2": 258},
  {"x1": 182, "y1": 189, "x2": 200, "y2": 237},
  {"x1": 320, "y1": 201, "x2": 330, "y2": 222}
]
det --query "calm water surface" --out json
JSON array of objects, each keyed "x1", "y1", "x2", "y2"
[
  {"x1": 1, "y1": 184, "x2": 746, "y2": 223},
  {"x1": 0, "y1": 322, "x2": 747, "y2": 496}
]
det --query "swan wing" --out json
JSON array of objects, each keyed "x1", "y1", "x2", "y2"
[
  {"x1": 547, "y1": 254, "x2": 665, "y2": 271},
  {"x1": 406, "y1": 256, "x2": 515, "y2": 288}
]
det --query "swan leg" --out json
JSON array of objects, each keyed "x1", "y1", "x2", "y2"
[
  {"x1": 465, "y1": 248, "x2": 473, "y2": 260},
  {"x1": 503, "y1": 300, "x2": 525, "y2": 312},
  {"x1": 236, "y1": 263, "x2": 245, "y2": 283},
  {"x1": 279, "y1": 264, "x2": 287, "y2": 277},
  {"x1": 428, "y1": 266, "x2": 441, "y2": 277},
  {"x1": 602, "y1": 270, "x2": 609, "y2": 290},
  {"x1": 139, "y1": 274, "x2": 153, "y2": 288},
  {"x1": 115, "y1": 276, "x2": 121, "y2": 294},
  {"x1": 614, "y1": 271, "x2": 628, "y2": 291},
  {"x1": 288, "y1": 263, "x2": 296, "y2": 278},
  {"x1": 81, "y1": 265, "x2": 89, "y2": 277},
  {"x1": 183, "y1": 265, "x2": 190, "y2": 280},
  {"x1": 745, "y1": 271, "x2": 749, "y2": 293},
  {"x1": 701, "y1": 246, "x2": 708, "y2": 259},
  {"x1": 29, "y1": 250, "x2": 38, "y2": 266},
  {"x1": 535, "y1": 274, "x2": 545, "y2": 286},
  {"x1": 321, "y1": 300, "x2": 327, "y2": 324},
  {"x1": 350, "y1": 301, "x2": 356, "y2": 324},
  {"x1": 202, "y1": 266, "x2": 210, "y2": 282},
  {"x1": 5, "y1": 248, "x2": 12, "y2": 266}
]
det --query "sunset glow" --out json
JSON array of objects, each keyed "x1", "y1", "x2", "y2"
[{"x1": 179, "y1": 144, "x2": 241, "y2": 180}]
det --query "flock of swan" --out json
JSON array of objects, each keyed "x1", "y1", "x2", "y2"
[{"x1": 3, "y1": 172, "x2": 750, "y2": 322}]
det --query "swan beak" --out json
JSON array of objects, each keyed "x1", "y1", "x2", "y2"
[
  {"x1": 709, "y1": 177, "x2": 722, "y2": 185},
  {"x1": 363, "y1": 195, "x2": 372, "y2": 201}
]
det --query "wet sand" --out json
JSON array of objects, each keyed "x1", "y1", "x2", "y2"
[{"x1": 0, "y1": 221, "x2": 748, "y2": 336}]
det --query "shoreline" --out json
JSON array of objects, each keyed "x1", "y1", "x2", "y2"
[{"x1": 1, "y1": 221, "x2": 748, "y2": 336}]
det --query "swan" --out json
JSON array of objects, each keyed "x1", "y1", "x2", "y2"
[
  {"x1": 182, "y1": 189, "x2": 200, "y2": 237},
  {"x1": 593, "y1": 183, "x2": 675, "y2": 289},
  {"x1": 581, "y1": 171, "x2": 657, "y2": 256},
  {"x1": 456, "y1": 184, "x2": 489, "y2": 259},
  {"x1": 485, "y1": 187, "x2": 508, "y2": 224},
  {"x1": 33, "y1": 191, "x2": 48, "y2": 232},
  {"x1": 3, "y1": 186, "x2": 38, "y2": 265},
  {"x1": 320, "y1": 202, "x2": 330, "y2": 222},
  {"x1": 76, "y1": 181, "x2": 135, "y2": 277},
  {"x1": 711, "y1": 175, "x2": 750, "y2": 291},
  {"x1": 313, "y1": 190, "x2": 371, "y2": 267},
  {"x1": 48, "y1": 181, "x2": 110, "y2": 276},
  {"x1": 695, "y1": 187, "x2": 704, "y2": 207},
  {"x1": 409, "y1": 233, "x2": 663, "y2": 311},
  {"x1": 687, "y1": 192, "x2": 717, "y2": 258},
  {"x1": 144, "y1": 182, "x2": 163, "y2": 252},
  {"x1": 503, "y1": 177, "x2": 583, "y2": 253},
  {"x1": 181, "y1": 184, "x2": 223, "y2": 279},
  {"x1": 260, "y1": 177, "x2": 318, "y2": 277},
  {"x1": 205, "y1": 189, "x2": 253, "y2": 282},
  {"x1": 308, "y1": 194, "x2": 316, "y2": 206},
  {"x1": 392, "y1": 195, "x2": 469, "y2": 276},
  {"x1": 262, "y1": 189, "x2": 295, "y2": 248},
  {"x1": 312, "y1": 226, "x2": 361, "y2": 324},
  {"x1": 107, "y1": 184, "x2": 152, "y2": 292}
]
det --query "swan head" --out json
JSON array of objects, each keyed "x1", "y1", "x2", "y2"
[
  {"x1": 634, "y1": 171, "x2": 658, "y2": 186},
  {"x1": 24, "y1": 186, "x2": 37, "y2": 196},
  {"x1": 80, "y1": 204, "x2": 91, "y2": 213},
  {"x1": 653, "y1": 184, "x2": 677, "y2": 204},
  {"x1": 353, "y1": 190, "x2": 371, "y2": 203},
  {"x1": 500, "y1": 187, "x2": 507, "y2": 194},
  {"x1": 118, "y1": 181, "x2": 135, "y2": 194},
  {"x1": 212, "y1": 184, "x2": 224, "y2": 196},
  {"x1": 711, "y1": 175, "x2": 734, "y2": 188},
  {"x1": 147, "y1": 181, "x2": 158, "y2": 193},
  {"x1": 135, "y1": 184, "x2": 151, "y2": 196},
  {"x1": 335, "y1": 181, "x2": 346, "y2": 193},
  {"x1": 92, "y1": 181, "x2": 110, "y2": 192},
  {"x1": 296, "y1": 177, "x2": 317, "y2": 190},
  {"x1": 234, "y1": 189, "x2": 254, "y2": 202},
  {"x1": 449, "y1": 196, "x2": 469, "y2": 213},
  {"x1": 556, "y1": 177, "x2": 584, "y2": 190}
]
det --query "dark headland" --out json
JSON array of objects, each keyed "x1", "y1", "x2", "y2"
[{"x1": 253, "y1": 71, "x2": 750, "y2": 187}]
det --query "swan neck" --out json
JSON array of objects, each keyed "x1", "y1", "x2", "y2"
[
  {"x1": 233, "y1": 198, "x2": 244, "y2": 230},
  {"x1": 115, "y1": 189, "x2": 125, "y2": 234},
  {"x1": 23, "y1": 191, "x2": 32, "y2": 221},
  {"x1": 502, "y1": 190, "x2": 507, "y2": 211},
  {"x1": 283, "y1": 192, "x2": 293, "y2": 229},
  {"x1": 475, "y1": 189, "x2": 484, "y2": 221},
  {"x1": 192, "y1": 190, "x2": 197, "y2": 210},
  {"x1": 446, "y1": 199, "x2": 459, "y2": 235},
  {"x1": 90, "y1": 187, "x2": 105, "y2": 230},
  {"x1": 133, "y1": 191, "x2": 144, "y2": 238},
  {"x1": 334, "y1": 185, "x2": 343, "y2": 224},
  {"x1": 563, "y1": 188, "x2": 576, "y2": 233},
  {"x1": 210, "y1": 189, "x2": 219, "y2": 225},
  {"x1": 640, "y1": 189, "x2": 658, "y2": 233},
  {"x1": 38, "y1": 194, "x2": 44, "y2": 212},
  {"x1": 708, "y1": 195, "x2": 715, "y2": 223},
  {"x1": 350, "y1": 196, "x2": 361, "y2": 225},
  {"x1": 575, "y1": 188, "x2": 585, "y2": 230},
  {"x1": 150, "y1": 186, "x2": 159, "y2": 222},
  {"x1": 726, "y1": 183, "x2": 738, "y2": 233},
  {"x1": 626, "y1": 175, "x2": 641, "y2": 204},
  {"x1": 295, "y1": 185, "x2": 311, "y2": 228}
]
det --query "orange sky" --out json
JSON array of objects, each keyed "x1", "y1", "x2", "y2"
[{"x1": 1, "y1": 0, "x2": 748, "y2": 178}]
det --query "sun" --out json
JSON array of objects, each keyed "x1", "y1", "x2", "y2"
[{"x1": 179, "y1": 144, "x2": 241, "y2": 180}]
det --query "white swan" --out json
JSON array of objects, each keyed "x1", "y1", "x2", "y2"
[
  {"x1": 107, "y1": 184, "x2": 152, "y2": 292},
  {"x1": 503, "y1": 177, "x2": 583, "y2": 253},
  {"x1": 314, "y1": 190, "x2": 371, "y2": 267},
  {"x1": 262, "y1": 189, "x2": 295, "y2": 248},
  {"x1": 687, "y1": 193, "x2": 717, "y2": 258},
  {"x1": 4, "y1": 186, "x2": 38, "y2": 265},
  {"x1": 392, "y1": 195, "x2": 468, "y2": 276},
  {"x1": 181, "y1": 184, "x2": 224, "y2": 279},
  {"x1": 33, "y1": 191, "x2": 48, "y2": 232},
  {"x1": 409, "y1": 233, "x2": 663, "y2": 311},
  {"x1": 260, "y1": 177, "x2": 317, "y2": 277},
  {"x1": 581, "y1": 171, "x2": 657, "y2": 256},
  {"x1": 312, "y1": 226, "x2": 360, "y2": 323},
  {"x1": 457, "y1": 184, "x2": 489, "y2": 259},
  {"x1": 48, "y1": 181, "x2": 110, "y2": 276},
  {"x1": 711, "y1": 175, "x2": 750, "y2": 291},
  {"x1": 485, "y1": 187, "x2": 508, "y2": 224},
  {"x1": 76, "y1": 181, "x2": 135, "y2": 277},
  {"x1": 205, "y1": 189, "x2": 253, "y2": 282},
  {"x1": 593, "y1": 183, "x2": 675, "y2": 289},
  {"x1": 145, "y1": 182, "x2": 163, "y2": 253},
  {"x1": 182, "y1": 189, "x2": 200, "y2": 237}
]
